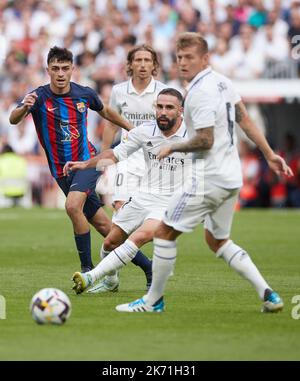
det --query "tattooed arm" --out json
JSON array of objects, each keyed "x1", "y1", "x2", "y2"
[{"x1": 157, "y1": 127, "x2": 214, "y2": 159}]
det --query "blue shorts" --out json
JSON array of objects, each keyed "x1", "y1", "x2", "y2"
[{"x1": 56, "y1": 168, "x2": 103, "y2": 220}]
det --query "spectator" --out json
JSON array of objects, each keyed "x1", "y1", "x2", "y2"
[
  {"x1": 0, "y1": 144, "x2": 29, "y2": 207},
  {"x1": 7, "y1": 116, "x2": 38, "y2": 155},
  {"x1": 267, "y1": 8, "x2": 289, "y2": 38},
  {"x1": 234, "y1": 0, "x2": 252, "y2": 24},
  {"x1": 248, "y1": 0, "x2": 268, "y2": 29},
  {"x1": 260, "y1": 23, "x2": 289, "y2": 64},
  {"x1": 210, "y1": 37, "x2": 233, "y2": 76},
  {"x1": 229, "y1": 27, "x2": 265, "y2": 79}
]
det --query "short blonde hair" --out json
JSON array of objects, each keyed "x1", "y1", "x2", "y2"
[{"x1": 176, "y1": 32, "x2": 208, "y2": 55}]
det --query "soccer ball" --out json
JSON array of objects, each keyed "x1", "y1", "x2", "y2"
[{"x1": 30, "y1": 288, "x2": 71, "y2": 325}]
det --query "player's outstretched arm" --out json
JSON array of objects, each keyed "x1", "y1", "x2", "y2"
[
  {"x1": 99, "y1": 105, "x2": 133, "y2": 132},
  {"x1": 266, "y1": 155, "x2": 293, "y2": 177},
  {"x1": 9, "y1": 92, "x2": 38, "y2": 124},
  {"x1": 157, "y1": 127, "x2": 214, "y2": 159},
  {"x1": 235, "y1": 101, "x2": 293, "y2": 177},
  {"x1": 101, "y1": 122, "x2": 120, "y2": 151},
  {"x1": 63, "y1": 149, "x2": 118, "y2": 176}
]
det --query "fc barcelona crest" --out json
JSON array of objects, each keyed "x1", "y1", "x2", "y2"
[{"x1": 76, "y1": 102, "x2": 86, "y2": 113}]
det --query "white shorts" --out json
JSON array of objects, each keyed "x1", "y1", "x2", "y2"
[
  {"x1": 112, "y1": 161, "x2": 142, "y2": 203},
  {"x1": 163, "y1": 181, "x2": 240, "y2": 239},
  {"x1": 112, "y1": 192, "x2": 169, "y2": 235}
]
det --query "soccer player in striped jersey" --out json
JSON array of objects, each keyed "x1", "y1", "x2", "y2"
[{"x1": 9, "y1": 46, "x2": 132, "y2": 273}]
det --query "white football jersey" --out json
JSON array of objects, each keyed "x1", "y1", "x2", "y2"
[
  {"x1": 109, "y1": 77, "x2": 167, "y2": 177},
  {"x1": 184, "y1": 67, "x2": 243, "y2": 189},
  {"x1": 113, "y1": 120, "x2": 192, "y2": 195}
]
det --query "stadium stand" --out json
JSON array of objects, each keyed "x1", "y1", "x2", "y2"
[{"x1": 0, "y1": 0, "x2": 299, "y2": 207}]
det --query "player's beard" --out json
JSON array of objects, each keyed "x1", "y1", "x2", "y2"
[{"x1": 157, "y1": 116, "x2": 176, "y2": 131}]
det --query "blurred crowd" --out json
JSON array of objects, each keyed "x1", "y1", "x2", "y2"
[
  {"x1": 0, "y1": 0, "x2": 299, "y2": 207},
  {"x1": 239, "y1": 136, "x2": 300, "y2": 208}
]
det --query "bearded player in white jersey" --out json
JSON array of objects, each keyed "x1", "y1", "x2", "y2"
[
  {"x1": 114, "y1": 32, "x2": 293, "y2": 314},
  {"x1": 96, "y1": 45, "x2": 168, "y2": 291},
  {"x1": 63, "y1": 89, "x2": 191, "y2": 294}
]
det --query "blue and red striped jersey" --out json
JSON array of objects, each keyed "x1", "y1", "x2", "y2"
[{"x1": 27, "y1": 82, "x2": 103, "y2": 178}]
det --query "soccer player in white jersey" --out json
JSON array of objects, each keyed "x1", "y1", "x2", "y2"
[
  {"x1": 100, "y1": 44, "x2": 167, "y2": 207},
  {"x1": 97, "y1": 45, "x2": 168, "y2": 289},
  {"x1": 63, "y1": 89, "x2": 191, "y2": 294},
  {"x1": 114, "y1": 32, "x2": 293, "y2": 313}
]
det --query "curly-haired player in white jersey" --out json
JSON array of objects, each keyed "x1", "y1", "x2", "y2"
[
  {"x1": 94, "y1": 45, "x2": 168, "y2": 292},
  {"x1": 63, "y1": 89, "x2": 191, "y2": 294},
  {"x1": 114, "y1": 33, "x2": 293, "y2": 313},
  {"x1": 100, "y1": 45, "x2": 167, "y2": 207}
]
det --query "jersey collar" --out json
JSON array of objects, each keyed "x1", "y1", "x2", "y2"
[
  {"x1": 155, "y1": 120, "x2": 187, "y2": 138},
  {"x1": 186, "y1": 67, "x2": 212, "y2": 93},
  {"x1": 127, "y1": 77, "x2": 156, "y2": 95}
]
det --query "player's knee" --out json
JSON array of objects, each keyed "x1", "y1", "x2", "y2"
[
  {"x1": 206, "y1": 239, "x2": 219, "y2": 253},
  {"x1": 89, "y1": 211, "x2": 112, "y2": 237},
  {"x1": 101, "y1": 220, "x2": 112, "y2": 236},
  {"x1": 154, "y1": 222, "x2": 179, "y2": 241},
  {"x1": 103, "y1": 235, "x2": 119, "y2": 252},
  {"x1": 65, "y1": 193, "x2": 85, "y2": 218},
  {"x1": 92, "y1": 219, "x2": 111, "y2": 238},
  {"x1": 131, "y1": 231, "x2": 152, "y2": 247},
  {"x1": 65, "y1": 200, "x2": 80, "y2": 218},
  {"x1": 205, "y1": 230, "x2": 228, "y2": 253}
]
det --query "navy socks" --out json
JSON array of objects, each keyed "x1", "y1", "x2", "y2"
[
  {"x1": 74, "y1": 231, "x2": 93, "y2": 272},
  {"x1": 132, "y1": 250, "x2": 152, "y2": 288}
]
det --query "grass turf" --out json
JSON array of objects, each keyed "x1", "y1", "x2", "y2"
[{"x1": 0, "y1": 208, "x2": 299, "y2": 360}]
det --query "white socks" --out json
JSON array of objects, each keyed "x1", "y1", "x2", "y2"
[
  {"x1": 89, "y1": 240, "x2": 139, "y2": 283},
  {"x1": 100, "y1": 245, "x2": 117, "y2": 280},
  {"x1": 100, "y1": 244, "x2": 118, "y2": 282},
  {"x1": 217, "y1": 240, "x2": 270, "y2": 300},
  {"x1": 146, "y1": 238, "x2": 177, "y2": 306},
  {"x1": 100, "y1": 245, "x2": 110, "y2": 260}
]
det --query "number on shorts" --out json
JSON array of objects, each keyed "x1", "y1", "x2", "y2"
[
  {"x1": 226, "y1": 102, "x2": 234, "y2": 146},
  {"x1": 115, "y1": 173, "x2": 124, "y2": 187}
]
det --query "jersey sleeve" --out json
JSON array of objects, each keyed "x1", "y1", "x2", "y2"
[
  {"x1": 86, "y1": 87, "x2": 104, "y2": 112},
  {"x1": 113, "y1": 128, "x2": 143, "y2": 161},
  {"x1": 227, "y1": 79, "x2": 241, "y2": 105},
  {"x1": 187, "y1": 89, "x2": 217, "y2": 130},
  {"x1": 232, "y1": 90, "x2": 241, "y2": 105}
]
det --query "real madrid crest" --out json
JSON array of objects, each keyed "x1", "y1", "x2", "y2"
[{"x1": 76, "y1": 102, "x2": 86, "y2": 113}]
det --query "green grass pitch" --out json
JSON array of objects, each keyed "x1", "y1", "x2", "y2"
[{"x1": 0, "y1": 208, "x2": 299, "y2": 360}]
